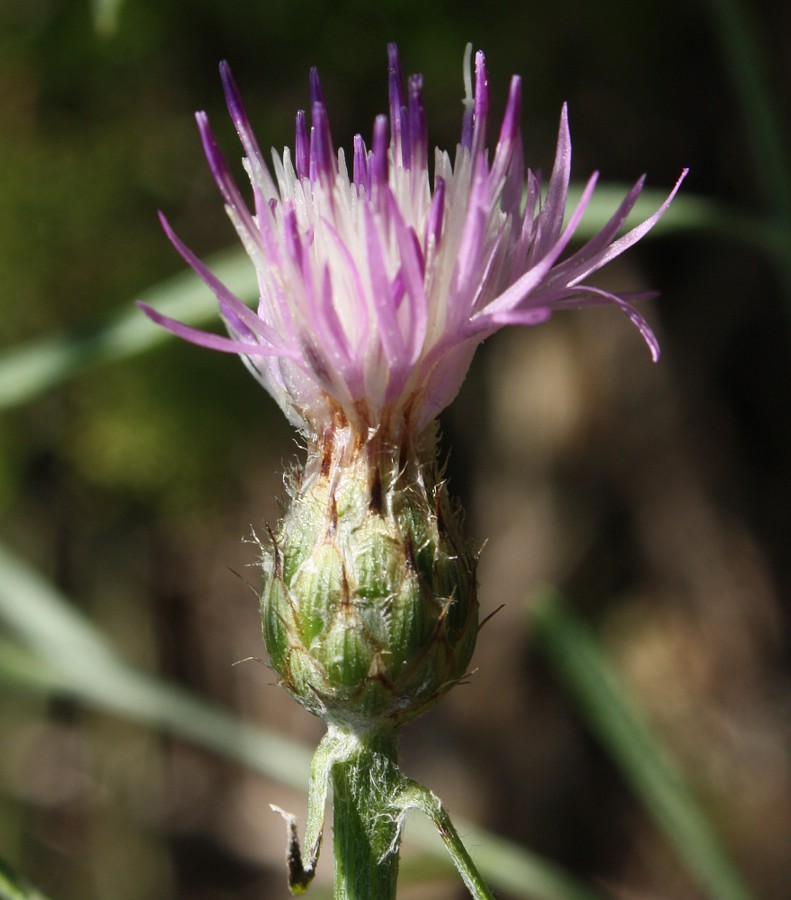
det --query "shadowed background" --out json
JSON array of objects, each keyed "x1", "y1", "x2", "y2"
[{"x1": 1, "y1": 0, "x2": 790, "y2": 897}]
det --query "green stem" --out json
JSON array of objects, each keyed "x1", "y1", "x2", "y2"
[
  {"x1": 329, "y1": 726, "x2": 402, "y2": 900},
  {"x1": 392, "y1": 780, "x2": 495, "y2": 900},
  {"x1": 271, "y1": 725, "x2": 498, "y2": 899}
]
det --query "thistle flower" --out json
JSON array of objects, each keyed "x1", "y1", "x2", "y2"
[
  {"x1": 139, "y1": 44, "x2": 686, "y2": 445},
  {"x1": 139, "y1": 45, "x2": 685, "y2": 731}
]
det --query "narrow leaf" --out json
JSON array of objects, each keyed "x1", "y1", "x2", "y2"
[{"x1": 529, "y1": 590, "x2": 755, "y2": 900}]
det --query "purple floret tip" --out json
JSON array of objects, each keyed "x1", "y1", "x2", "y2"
[
  {"x1": 309, "y1": 66, "x2": 325, "y2": 107},
  {"x1": 371, "y1": 114, "x2": 389, "y2": 190},
  {"x1": 471, "y1": 50, "x2": 489, "y2": 154},
  {"x1": 141, "y1": 44, "x2": 686, "y2": 441},
  {"x1": 295, "y1": 110, "x2": 309, "y2": 179}
]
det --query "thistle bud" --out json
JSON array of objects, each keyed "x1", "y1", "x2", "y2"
[{"x1": 261, "y1": 424, "x2": 478, "y2": 730}]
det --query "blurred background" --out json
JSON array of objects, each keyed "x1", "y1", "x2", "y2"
[{"x1": 1, "y1": 0, "x2": 790, "y2": 897}]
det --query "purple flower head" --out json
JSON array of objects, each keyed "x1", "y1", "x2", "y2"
[{"x1": 139, "y1": 45, "x2": 687, "y2": 443}]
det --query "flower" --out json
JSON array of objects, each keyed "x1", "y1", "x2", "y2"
[
  {"x1": 137, "y1": 46, "x2": 688, "y2": 732},
  {"x1": 139, "y1": 44, "x2": 686, "y2": 445}
]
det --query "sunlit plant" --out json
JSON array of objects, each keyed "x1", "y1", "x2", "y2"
[{"x1": 140, "y1": 43, "x2": 685, "y2": 898}]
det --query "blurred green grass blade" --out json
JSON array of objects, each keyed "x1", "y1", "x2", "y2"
[
  {"x1": 0, "y1": 541, "x2": 599, "y2": 900},
  {"x1": 92, "y1": 0, "x2": 126, "y2": 37},
  {"x1": 0, "y1": 638, "x2": 65, "y2": 693},
  {"x1": 570, "y1": 185, "x2": 790, "y2": 255},
  {"x1": 703, "y1": 0, "x2": 791, "y2": 223},
  {"x1": 0, "y1": 248, "x2": 258, "y2": 412},
  {"x1": 0, "y1": 857, "x2": 51, "y2": 900},
  {"x1": 0, "y1": 541, "x2": 122, "y2": 674},
  {"x1": 0, "y1": 635, "x2": 312, "y2": 793},
  {"x1": 0, "y1": 191, "x2": 775, "y2": 414},
  {"x1": 0, "y1": 540, "x2": 311, "y2": 791},
  {"x1": 529, "y1": 590, "x2": 755, "y2": 900},
  {"x1": 703, "y1": 0, "x2": 791, "y2": 303},
  {"x1": 405, "y1": 816, "x2": 605, "y2": 900}
]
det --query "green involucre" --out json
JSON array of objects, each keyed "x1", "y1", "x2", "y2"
[{"x1": 260, "y1": 430, "x2": 478, "y2": 730}]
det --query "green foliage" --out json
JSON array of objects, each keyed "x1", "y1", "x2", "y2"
[{"x1": 0, "y1": 856, "x2": 50, "y2": 900}]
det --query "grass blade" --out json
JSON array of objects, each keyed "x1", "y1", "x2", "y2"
[
  {"x1": 529, "y1": 589, "x2": 755, "y2": 900},
  {"x1": 0, "y1": 856, "x2": 51, "y2": 900},
  {"x1": 0, "y1": 540, "x2": 600, "y2": 899},
  {"x1": 0, "y1": 249, "x2": 257, "y2": 411}
]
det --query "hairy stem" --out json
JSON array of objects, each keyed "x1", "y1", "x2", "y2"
[
  {"x1": 273, "y1": 725, "x2": 495, "y2": 899},
  {"x1": 392, "y1": 779, "x2": 495, "y2": 900},
  {"x1": 330, "y1": 726, "x2": 402, "y2": 900}
]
